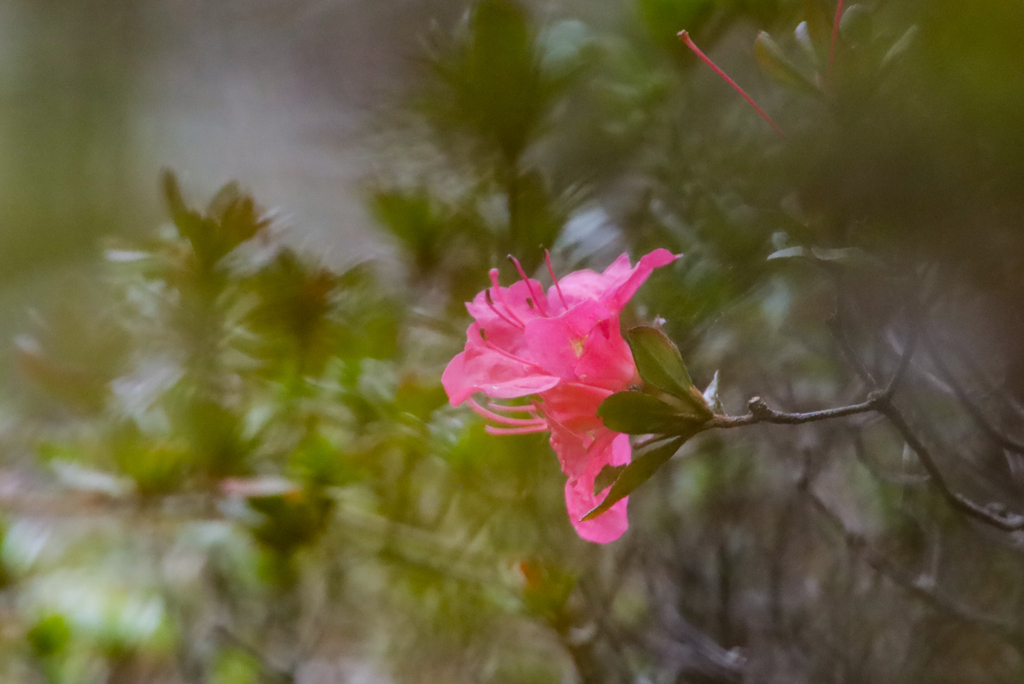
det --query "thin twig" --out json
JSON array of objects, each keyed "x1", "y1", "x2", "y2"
[
  {"x1": 706, "y1": 394, "x2": 881, "y2": 429},
  {"x1": 876, "y1": 401, "x2": 1024, "y2": 531},
  {"x1": 880, "y1": 320, "x2": 919, "y2": 399},
  {"x1": 922, "y1": 333, "x2": 1024, "y2": 455},
  {"x1": 848, "y1": 427, "x2": 929, "y2": 487},
  {"x1": 803, "y1": 484, "x2": 1023, "y2": 645}
]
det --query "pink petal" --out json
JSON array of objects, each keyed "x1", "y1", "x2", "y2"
[
  {"x1": 539, "y1": 382, "x2": 611, "y2": 434},
  {"x1": 564, "y1": 432, "x2": 631, "y2": 543},
  {"x1": 466, "y1": 279, "x2": 549, "y2": 354},
  {"x1": 603, "y1": 248, "x2": 678, "y2": 311},
  {"x1": 524, "y1": 300, "x2": 613, "y2": 379},
  {"x1": 547, "y1": 415, "x2": 593, "y2": 480},
  {"x1": 547, "y1": 268, "x2": 608, "y2": 314},
  {"x1": 573, "y1": 316, "x2": 636, "y2": 390},
  {"x1": 550, "y1": 250, "x2": 678, "y2": 315},
  {"x1": 442, "y1": 345, "x2": 560, "y2": 406}
]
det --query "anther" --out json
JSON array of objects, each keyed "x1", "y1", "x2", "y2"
[
  {"x1": 485, "y1": 289, "x2": 524, "y2": 330},
  {"x1": 508, "y1": 254, "x2": 549, "y2": 316}
]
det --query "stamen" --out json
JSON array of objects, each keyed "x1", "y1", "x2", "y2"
[
  {"x1": 486, "y1": 401, "x2": 538, "y2": 415},
  {"x1": 488, "y1": 269, "x2": 528, "y2": 327},
  {"x1": 479, "y1": 328, "x2": 487, "y2": 341},
  {"x1": 485, "y1": 290, "x2": 524, "y2": 330},
  {"x1": 481, "y1": 338, "x2": 549, "y2": 372},
  {"x1": 544, "y1": 249, "x2": 569, "y2": 310},
  {"x1": 525, "y1": 297, "x2": 534, "y2": 309},
  {"x1": 507, "y1": 255, "x2": 549, "y2": 316},
  {"x1": 488, "y1": 403, "x2": 542, "y2": 422},
  {"x1": 677, "y1": 30, "x2": 785, "y2": 137},
  {"x1": 468, "y1": 399, "x2": 547, "y2": 427},
  {"x1": 828, "y1": 0, "x2": 844, "y2": 77},
  {"x1": 486, "y1": 425, "x2": 550, "y2": 436}
]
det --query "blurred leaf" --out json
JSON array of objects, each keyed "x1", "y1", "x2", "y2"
[
  {"x1": 27, "y1": 614, "x2": 71, "y2": 659},
  {"x1": 161, "y1": 169, "x2": 270, "y2": 269},
  {"x1": 638, "y1": 0, "x2": 715, "y2": 49},
  {"x1": 803, "y1": 0, "x2": 834, "y2": 56},
  {"x1": 881, "y1": 25, "x2": 918, "y2": 70},
  {"x1": 371, "y1": 188, "x2": 450, "y2": 275},
  {"x1": 582, "y1": 437, "x2": 687, "y2": 521},
  {"x1": 768, "y1": 245, "x2": 884, "y2": 269},
  {"x1": 51, "y1": 460, "x2": 133, "y2": 498},
  {"x1": 794, "y1": 21, "x2": 818, "y2": 64},
  {"x1": 755, "y1": 32, "x2": 821, "y2": 96},
  {"x1": 702, "y1": 370, "x2": 723, "y2": 414},
  {"x1": 427, "y1": 0, "x2": 559, "y2": 165},
  {"x1": 212, "y1": 649, "x2": 262, "y2": 684},
  {"x1": 767, "y1": 246, "x2": 808, "y2": 260},
  {"x1": 839, "y1": 4, "x2": 873, "y2": 47}
]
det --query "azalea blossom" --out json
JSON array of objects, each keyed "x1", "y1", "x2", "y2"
[{"x1": 442, "y1": 249, "x2": 677, "y2": 543}]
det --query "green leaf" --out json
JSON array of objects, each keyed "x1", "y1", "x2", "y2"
[
  {"x1": 794, "y1": 21, "x2": 818, "y2": 65},
  {"x1": 881, "y1": 25, "x2": 918, "y2": 71},
  {"x1": 768, "y1": 245, "x2": 884, "y2": 270},
  {"x1": 839, "y1": 4, "x2": 873, "y2": 47},
  {"x1": 626, "y1": 327, "x2": 711, "y2": 417},
  {"x1": 581, "y1": 437, "x2": 688, "y2": 521},
  {"x1": 755, "y1": 32, "x2": 821, "y2": 96},
  {"x1": 628, "y1": 326, "x2": 691, "y2": 394},
  {"x1": 593, "y1": 463, "x2": 627, "y2": 495},
  {"x1": 597, "y1": 391, "x2": 707, "y2": 435},
  {"x1": 767, "y1": 246, "x2": 808, "y2": 260}
]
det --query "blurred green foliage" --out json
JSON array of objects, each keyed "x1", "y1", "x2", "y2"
[{"x1": 0, "y1": 0, "x2": 1023, "y2": 682}]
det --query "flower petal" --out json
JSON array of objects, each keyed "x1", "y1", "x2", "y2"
[
  {"x1": 574, "y1": 316, "x2": 636, "y2": 390},
  {"x1": 524, "y1": 300, "x2": 612, "y2": 380},
  {"x1": 564, "y1": 432, "x2": 631, "y2": 543},
  {"x1": 442, "y1": 343, "x2": 560, "y2": 406},
  {"x1": 603, "y1": 248, "x2": 678, "y2": 311}
]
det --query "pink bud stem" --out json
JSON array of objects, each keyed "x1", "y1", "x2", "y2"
[
  {"x1": 677, "y1": 30, "x2": 785, "y2": 137},
  {"x1": 828, "y1": 0, "x2": 845, "y2": 78}
]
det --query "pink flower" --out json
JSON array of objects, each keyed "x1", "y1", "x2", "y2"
[{"x1": 442, "y1": 249, "x2": 678, "y2": 543}]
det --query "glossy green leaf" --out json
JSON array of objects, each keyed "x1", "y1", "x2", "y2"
[
  {"x1": 597, "y1": 391, "x2": 706, "y2": 435},
  {"x1": 626, "y1": 326, "x2": 689, "y2": 391},
  {"x1": 593, "y1": 463, "x2": 627, "y2": 495},
  {"x1": 581, "y1": 436, "x2": 688, "y2": 521},
  {"x1": 626, "y1": 326, "x2": 711, "y2": 417}
]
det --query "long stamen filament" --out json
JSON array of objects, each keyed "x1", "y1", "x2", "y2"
[
  {"x1": 479, "y1": 335, "x2": 549, "y2": 372},
  {"x1": 486, "y1": 425, "x2": 550, "y2": 436},
  {"x1": 488, "y1": 269, "x2": 528, "y2": 328},
  {"x1": 467, "y1": 399, "x2": 546, "y2": 427},
  {"x1": 677, "y1": 30, "x2": 785, "y2": 137},
  {"x1": 507, "y1": 255, "x2": 550, "y2": 317},
  {"x1": 544, "y1": 249, "x2": 569, "y2": 310},
  {"x1": 485, "y1": 290, "x2": 524, "y2": 330},
  {"x1": 486, "y1": 401, "x2": 539, "y2": 417},
  {"x1": 828, "y1": 0, "x2": 845, "y2": 77}
]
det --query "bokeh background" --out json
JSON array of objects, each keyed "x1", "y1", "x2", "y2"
[{"x1": 1, "y1": 0, "x2": 1024, "y2": 682}]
